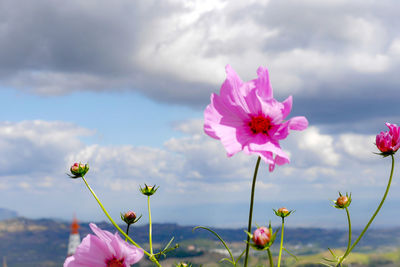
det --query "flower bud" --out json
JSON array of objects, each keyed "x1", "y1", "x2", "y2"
[
  {"x1": 68, "y1": 162, "x2": 89, "y2": 178},
  {"x1": 336, "y1": 196, "x2": 348, "y2": 207},
  {"x1": 125, "y1": 211, "x2": 136, "y2": 221},
  {"x1": 175, "y1": 263, "x2": 191, "y2": 267},
  {"x1": 252, "y1": 226, "x2": 271, "y2": 248},
  {"x1": 274, "y1": 207, "x2": 293, "y2": 218},
  {"x1": 376, "y1": 123, "x2": 400, "y2": 156},
  {"x1": 333, "y1": 192, "x2": 352, "y2": 209},
  {"x1": 278, "y1": 207, "x2": 289, "y2": 214},
  {"x1": 140, "y1": 184, "x2": 159, "y2": 196},
  {"x1": 120, "y1": 210, "x2": 141, "y2": 225}
]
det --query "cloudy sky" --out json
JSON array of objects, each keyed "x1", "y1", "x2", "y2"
[{"x1": 1, "y1": 0, "x2": 400, "y2": 229}]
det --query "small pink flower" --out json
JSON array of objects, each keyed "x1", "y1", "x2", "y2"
[
  {"x1": 252, "y1": 226, "x2": 271, "y2": 247},
  {"x1": 64, "y1": 223, "x2": 143, "y2": 267},
  {"x1": 204, "y1": 65, "x2": 308, "y2": 171},
  {"x1": 376, "y1": 123, "x2": 400, "y2": 155}
]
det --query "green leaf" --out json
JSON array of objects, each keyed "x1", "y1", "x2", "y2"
[
  {"x1": 193, "y1": 226, "x2": 235, "y2": 266},
  {"x1": 283, "y1": 247, "x2": 298, "y2": 261}
]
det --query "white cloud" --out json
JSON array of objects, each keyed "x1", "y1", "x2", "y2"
[
  {"x1": 337, "y1": 133, "x2": 376, "y2": 162},
  {"x1": 0, "y1": 118, "x2": 396, "y2": 225},
  {"x1": 295, "y1": 126, "x2": 340, "y2": 166},
  {"x1": 0, "y1": 120, "x2": 92, "y2": 176}
]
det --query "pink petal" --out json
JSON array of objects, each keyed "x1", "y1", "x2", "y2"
[
  {"x1": 288, "y1": 116, "x2": 308, "y2": 131},
  {"x1": 70, "y1": 234, "x2": 109, "y2": 266},
  {"x1": 248, "y1": 139, "x2": 288, "y2": 160},
  {"x1": 90, "y1": 223, "x2": 114, "y2": 243},
  {"x1": 255, "y1": 66, "x2": 273, "y2": 100},
  {"x1": 269, "y1": 155, "x2": 290, "y2": 172},
  {"x1": 110, "y1": 233, "x2": 144, "y2": 265},
  {"x1": 259, "y1": 98, "x2": 284, "y2": 125},
  {"x1": 281, "y1": 96, "x2": 293, "y2": 120},
  {"x1": 64, "y1": 256, "x2": 79, "y2": 267},
  {"x1": 273, "y1": 122, "x2": 290, "y2": 140}
]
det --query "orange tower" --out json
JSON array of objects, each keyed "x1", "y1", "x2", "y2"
[{"x1": 67, "y1": 215, "x2": 81, "y2": 256}]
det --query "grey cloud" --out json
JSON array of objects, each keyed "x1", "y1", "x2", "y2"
[{"x1": 1, "y1": 0, "x2": 400, "y2": 131}]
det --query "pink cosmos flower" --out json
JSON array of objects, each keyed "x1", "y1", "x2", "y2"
[
  {"x1": 376, "y1": 123, "x2": 400, "y2": 155},
  {"x1": 64, "y1": 223, "x2": 143, "y2": 267},
  {"x1": 204, "y1": 65, "x2": 308, "y2": 171}
]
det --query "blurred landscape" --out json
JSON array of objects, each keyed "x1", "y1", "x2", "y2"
[{"x1": 1, "y1": 208, "x2": 400, "y2": 267}]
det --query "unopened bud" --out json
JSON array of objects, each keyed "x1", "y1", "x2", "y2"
[
  {"x1": 333, "y1": 192, "x2": 352, "y2": 209},
  {"x1": 274, "y1": 207, "x2": 293, "y2": 218},
  {"x1": 278, "y1": 207, "x2": 289, "y2": 214},
  {"x1": 336, "y1": 196, "x2": 348, "y2": 207},
  {"x1": 120, "y1": 211, "x2": 141, "y2": 225},
  {"x1": 252, "y1": 227, "x2": 271, "y2": 248},
  {"x1": 140, "y1": 184, "x2": 159, "y2": 196},
  {"x1": 68, "y1": 162, "x2": 89, "y2": 178}
]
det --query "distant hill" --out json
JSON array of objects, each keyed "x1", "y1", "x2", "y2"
[
  {"x1": 0, "y1": 208, "x2": 18, "y2": 220},
  {"x1": 0, "y1": 217, "x2": 399, "y2": 266}
]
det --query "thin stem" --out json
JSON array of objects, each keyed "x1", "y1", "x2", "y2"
[
  {"x1": 267, "y1": 248, "x2": 274, "y2": 267},
  {"x1": 148, "y1": 196, "x2": 154, "y2": 256},
  {"x1": 81, "y1": 176, "x2": 151, "y2": 258},
  {"x1": 244, "y1": 156, "x2": 262, "y2": 267},
  {"x1": 336, "y1": 154, "x2": 395, "y2": 266},
  {"x1": 277, "y1": 217, "x2": 285, "y2": 267},
  {"x1": 125, "y1": 224, "x2": 131, "y2": 242},
  {"x1": 344, "y1": 207, "x2": 352, "y2": 256}
]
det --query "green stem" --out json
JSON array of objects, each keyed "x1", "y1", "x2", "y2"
[
  {"x1": 125, "y1": 224, "x2": 131, "y2": 242},
  {"x1": 336, "y1": 154, "x2": 395, "y2": 266},
  {"x1": 267, "y1": 248, "x2": 274, "y2": 267},
  {"x1": 81, "y1": 176, "x2": 151, "y2": 258},
  {"x1": 277, "y1": 217, "x2": 285, "y2": 267},
  {"x1": 244, "y1": 156, "x2": 262, "y2": 267},
  {"x1": 148, "y1": 196, "x2": 154, "y2": 256},
  {"x1": 344, "y1": 207, "x2": 352, "y2": 256}
]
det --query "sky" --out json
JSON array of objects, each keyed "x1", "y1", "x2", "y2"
[{"x1": 1, "y1": 0, "x2": 400, "y2": 229}]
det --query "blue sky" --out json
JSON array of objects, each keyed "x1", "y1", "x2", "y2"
[{"x1": 1, "y1": 0, "x2": 400, "y2": 229}]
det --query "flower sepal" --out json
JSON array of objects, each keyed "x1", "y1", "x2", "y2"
[
  {"x1": 140, "y1": 184, "x2": 159, "y2": 196},
  {"x1": 333, "y1": 192, "x2": 352, "y2": 209},
  {"x1": 245, "y1": 222, "x2": 277, "y2": 251},
  {"x1": 273, "y1": 207, "x2": 294, "y2": 218},
  {"x1": 67, "y1": 162, "x2": 89, "y2": 178}
]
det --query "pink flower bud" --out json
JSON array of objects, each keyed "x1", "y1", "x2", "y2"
[
  {"x1": 376, "y1": 123, "x2": 400, "y2": 155},
  {"x1": 69, "y1": 162, "x2": 89, "y2": 178},
  {"x1": 252, "y1": 227, "x2": 271, "y2": 247},
  {"x1": 70, "y1": 163, "x2": 80, "y2": 172}
]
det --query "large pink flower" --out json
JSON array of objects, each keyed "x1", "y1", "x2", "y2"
[
  {"x1": 204, "y1": 65, "x2": 308, "y2": 171},
  {"x1": 64, "y1": 223, "x2": 144, "y2": 267}
]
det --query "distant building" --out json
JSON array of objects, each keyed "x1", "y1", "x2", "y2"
[
  {"x1": 2, "y1": 256, "x2": 7, "y2": 267},
  {"x1": 67, "y1": 215, "x2": 81, "y2": 256}
]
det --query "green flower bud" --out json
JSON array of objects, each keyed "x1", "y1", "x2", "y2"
[
  {"x1": 140, "y1": 184, "x2": 159, "y2": 196},
  {"x1": 273, "y1": 207, "x2": 294, "y2": 218}
]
